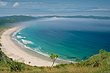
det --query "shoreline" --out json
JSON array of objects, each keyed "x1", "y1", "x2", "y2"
[{"x1": 1, "y1": 26, "x2": 70, "y2": 66}]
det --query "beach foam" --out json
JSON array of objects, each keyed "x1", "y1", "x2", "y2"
[
  {"x1": 21, "y1": 39, "x2": 34, "y2": 44},
  {"x1": 34, "y1": 48, "x2": 50, "y2": 57},
  {"x1": 22, "y1": 43, "x2": 49, "y2": 57},
  {"x1": 12, "y1": 29, "x2": 50, "y2": 57},
  {"x1": 17, "y1": 36, "x2": 26, "y2": 39},
  {"x1": 12, "y1": 28, "x2": 24, "y2": 37}
]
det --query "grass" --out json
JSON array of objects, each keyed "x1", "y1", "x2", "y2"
[{"x1": 0, "y1": 48, "x2": 110, "y2": 73}]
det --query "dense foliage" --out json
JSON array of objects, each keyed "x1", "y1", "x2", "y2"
[{"x1": 0, "y1": 47, "x2": 110, "y2": 73}]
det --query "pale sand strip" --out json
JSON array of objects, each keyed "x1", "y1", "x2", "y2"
[{"x1": 1, "y1": 27, "x2": 69, "y2": 66}]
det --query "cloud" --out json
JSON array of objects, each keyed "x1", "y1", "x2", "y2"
[
  {"x1": 13, "y1": 2, "x2": 19, "y2": 7},
  {"x1": 20, "y1": 2, "x2": 44, "y2": 4},
  {"x1": 89, "y1": 8, "x2": 110, "y2": 11},
  {"x1": 0, "y1": 1, "x2": 8, "y2": 7}
]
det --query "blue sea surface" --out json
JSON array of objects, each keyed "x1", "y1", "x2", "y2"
[{"x1": 14, "y1": 18, "x2": 110, "y2": 61}]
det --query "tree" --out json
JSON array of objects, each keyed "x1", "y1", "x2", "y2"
[{"x1": 50, "y1": 53, "x2": 59, "y2": 67}]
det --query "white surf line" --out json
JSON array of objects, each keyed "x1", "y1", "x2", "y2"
[{"x1": 1, "y1": 27, "x2": 59, "y2": 66}]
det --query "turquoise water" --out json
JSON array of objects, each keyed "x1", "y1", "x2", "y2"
[{"x1": 13, "y1": 18, "x2": 110, "y2": 61}]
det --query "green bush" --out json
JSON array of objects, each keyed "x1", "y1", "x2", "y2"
[
  {"x1": 55, "y1": 65, "x2": 61, "y2": 68},
  {"x1": 99, "y1": 49, "x2": 108, "y2": 55},
  {"x1": 101, "y1": 51, "x2": 108, "y2": 60},
  {"x1": 80, "y1": 61, "x2": 85, "y2": 67},
  {"x1": 0, "y1": 50, "x2": 2, "y2": 57},
  {"x1": 54, "y1": 64, "x2": 68, "y2": 68},
  {"x1": 10, "y1": 58, "x2": 13, "y2": 61},
  {"x1": 0, "y1": 43, "x2": 2, "y2": 46},
  {"x1": 59, "y1": 64, "x2": 65, "y2": 67},
  {"x1": 8, "y1": 61, "x2": 25, "y2": 72},
  {"x1": 39, "y1": 66, "x2": 45, "y2": 69},
  {"x1": 0, "y1": 50, "x2": 2, "y2": 61},
  {"x1": 83, "y1": 60, "x2": 91, "y2": 66},
  {"x1": 102, "y1": 59, "x2": 108, "y2": 66},
  {"x1": 92, "y1": 61, "x2": 100, "y2": 67},
  {"x1": 69, "y1": 63, "x2": 75, "y2": 66},
  {"x1": 76, "y1": 62, "x2": 82, "y2": 67}
]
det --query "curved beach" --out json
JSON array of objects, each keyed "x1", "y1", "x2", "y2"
[{"x1": 1, "y1": 27, "x2": 69, "y2": 66}]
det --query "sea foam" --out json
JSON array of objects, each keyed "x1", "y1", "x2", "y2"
[
  {"x1": 11, "y1": 27, "x2": 50, "y2": 58},
  {"x1": 21, "y1": 39, "x2": 34, "y2": 44},
  {"x1": 21, "y1": 43, "x2": 49, "y2": 57},
  {"x1": 12, "y1": 28, "x2": 23, "y2": 37},
  {"x1": 17, "y1": 36, "x2": 25, "y2": 39}
]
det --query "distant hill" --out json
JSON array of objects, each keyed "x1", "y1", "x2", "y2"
[
  {"x1": 36, "y1": 15, "x2": 110, "y2": 20},
  {"x1": 0, "y1": 15, "x2": 36, "y2": 20},
  {"x1": 0, "y1": 15, "x2": 110, "y2": 27},
  {"x1": 0, "y1": 15, "x2": 36, "y2": 26}
]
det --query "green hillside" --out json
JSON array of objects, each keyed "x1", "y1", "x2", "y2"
[
  {"x1": 0, "y1": 15, "x2": 36, "y2": 26},
  {"x1": 0, "y1": 47, "x2": 110, "y2": 73}
]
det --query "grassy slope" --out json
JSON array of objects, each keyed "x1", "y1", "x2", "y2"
[
  {"x1": 0, "y1": 49, "x2": 110, "y2": 73},
  {"x1": 0, "y1": 15, "x2": 36, "y2": 27}
]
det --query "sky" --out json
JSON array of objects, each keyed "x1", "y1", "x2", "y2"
[{"x1": 0, "y1": 0, "x2": 110, "y2": 16}]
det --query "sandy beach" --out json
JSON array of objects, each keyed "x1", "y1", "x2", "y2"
[{"x1": 1, "y1": 27, "x2": 69, "y2": 66}]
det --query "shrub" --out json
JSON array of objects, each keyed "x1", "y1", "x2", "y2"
[
  {"x1": 69, "y1": 63, "x2": 75, "y2": 66},
  {"x1": 99, "y1": 49, "x2": 108, "y2": 55},
  {"x1": 92, "y1": 61, "x2": 100, "y2": 67},
  {"x1": 54, "y1": 64, "x2": 67, "y2": 68},
  {"x1": 39, "y1": 66, "x2": 45, "y2": 69},
  {"x1": 59, "y1": 64, "x2": 65, "y2": 67},
  {"x1": 80, "y1": 61, "x2": 85, "y2": 67},
  {"x1": 55, "y1": 65, "x2": 61, "y2": 68},
  {"x1": 83, "y1": 60, "x2": 91, "y2": 66},
  {"x1": 29, "y1": 61, "x2": 31, "y2": 64},
  {"x1": 102, "y1": 59, "x2": 108, "y2": 66},
  {"x1": 0, "y1": 50, "x2": 2, "y2": 57},
  {"x1": 10, "y1": 58, "x2": 13, "y2": 61},
  {"x1": 0, "y1": 69, "x2": 4, "y2": 71},
  {"x1": 0, "y1": 43, "x2": 2, "y2": 46},
  {"x1": 76, "y1": 62, "x2": 82, "y2": 67},
  {"x1": 99, "y1": 49, "x2": 104, "y2": 54},
  {"x1": 0, "y1": 50, "x2": 2, "y2": 61},
  {"x1": 8, "y1": 61, "x2": 25, "y2": 72},
  {"x1": 46, "y1": 66, "x2": 51, "y2": 68}
]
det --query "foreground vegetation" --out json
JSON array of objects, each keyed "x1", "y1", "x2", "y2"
[{"x1": 0, "y1": 47, "x2": 110, "y2": 73}]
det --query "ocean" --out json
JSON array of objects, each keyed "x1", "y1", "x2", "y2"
[{"x1": 13, "y1": 17, "x2": 110, "y2": 61}]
